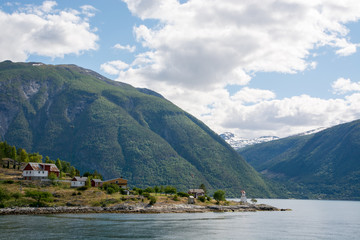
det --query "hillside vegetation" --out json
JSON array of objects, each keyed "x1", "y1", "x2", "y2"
[
  {"x1": 0, "y1": 61, "x2": 275, "y2": 197},
  {"x1": 239, "y1": 119, "x2": 360, "y2": 200}
]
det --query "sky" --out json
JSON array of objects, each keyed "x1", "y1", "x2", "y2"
[{"x1": 1, "y1": 0, "x2": 360, "y2": 138}]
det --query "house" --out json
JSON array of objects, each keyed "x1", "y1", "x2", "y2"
[
  {"x1": 91, "y1": 178, "x2": 103, "y2": 187},
  {"x1": 22, "y1": 162, "x2": 60, "y2": 180},
  {"x1": 103, "y1": 177, "x2": 127, "y2": 188},
  {"x1": 71, "y1": 176, "x2": 88, "y2": 188},
  {"x1": 188, "y1": 189, "x2": 205, "y2": 198}
]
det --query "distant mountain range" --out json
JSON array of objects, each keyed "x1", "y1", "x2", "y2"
[
  {"x1": 220, "y1": 132, "x2": 279, "y2": 149},
  {"x1": 0, "y1": 61, "x2": 276, "y2": 197},
  {"x1": 239, "y1": 119, "x2": 360, "y2": 200},
  {"x1": 220, "y1": 127, "x2": 326, "y2": 150}
]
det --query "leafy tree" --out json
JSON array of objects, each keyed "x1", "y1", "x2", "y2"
[
  {"x1": 144, "y1": 187, "x2": 154, "y2": 193},
  {"x1": 164, "y1": 186, "x2": 177, "y2": 195},
  {"x1": 213, "y1": 190, "x2": 226, "y2": 204},
  {"x1": 85, "y1": 177, "x2": 91, "y2": 187},
  {"x1": 102, "y1": 183, "x2": 120, "y2": 194},
  {"x1": 69, "y1": 166, "x2": 77, "y2": 178},
  {"x1": 10, "y1": 146, "x2": 17, "y2": 160},
  {"x1": 154, "y1": 186, "x2": 160, "y2": 195},
  {"x1": 19, "y1": 149, "x2": 29, "y2": 162},
  {"x1": 25, "y1": 190, "x2": 53, "y2": 207},
  {"x1": 55, "y1": 159, "x2": 62, "y2": 171},
  {"x1": 199, "y1": 183, "x2": 207, "y2": 194}
]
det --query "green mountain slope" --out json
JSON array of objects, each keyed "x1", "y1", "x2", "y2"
[
  {"x1": 239, "y1": 120, "x2": 360, "y2": 200},
  {"x1": 0, "y1": 61, "x2": 274, "y2": 197}
]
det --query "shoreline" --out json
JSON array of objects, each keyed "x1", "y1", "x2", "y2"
[{"x1": 0, "y1": 203, "x2": 290, "y2": 215}]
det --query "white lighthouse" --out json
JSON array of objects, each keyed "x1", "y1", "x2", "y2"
[{"x1": 240, "y1": 190, "x2": 247, "y2": 204}]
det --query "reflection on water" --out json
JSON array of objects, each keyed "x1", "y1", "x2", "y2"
[{"x1": 0, "y1": 199, "x2": 359, "y2": 240}]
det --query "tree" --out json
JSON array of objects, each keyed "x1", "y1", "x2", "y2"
[
  {"x1": 164, "y1": 186, "x2": 177, "y2": 195},
  {"x1": 19, "y1": 149, "x2": 29, "y2": 162},
  {"x1": 154, "y1": 186, "x2": 160, "y2": 195},
  {"x1": 85, "y1": 177, "x2": 91, "y2": 187},
  {"x1": 10, "y1": 146, "x2": 17, "y2": 160},
  {"x1": 199, "y1": 183, "x2": 207, "y2": 194},
  {"x1": 69, "y1": 166, "x2": 77, "y2": 178},
  {"x1": 213, "y1": 190, "x2": 226, "y2": 204},
  {"x1": 55, "y1": 159, "x2": 62, "y2": 171}
]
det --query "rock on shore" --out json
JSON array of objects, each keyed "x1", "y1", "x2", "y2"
[{"x1": 0, "y1": 203, "x2": 288, "y2": 215}]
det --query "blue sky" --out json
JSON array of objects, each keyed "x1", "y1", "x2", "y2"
[{"x1": 1, "y1": 0, "x2": 360, "y2": 138}]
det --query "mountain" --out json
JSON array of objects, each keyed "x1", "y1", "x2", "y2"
[
  {"x1": 239, "y1": 120, "x2": 360, "y2": 200},
  {"x1": 0, "y1": 60, "x2": 275, "y2": 197},
  {"x1": 220, "y1": 132, "x2": 279, "y2": 149}
]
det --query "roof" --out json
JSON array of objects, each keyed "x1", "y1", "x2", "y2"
[
  {"x1": 188, "y1": 189, "x2": 205, "y2": 193},
  {"x1": 40, "y1": 163, "x2": 60, "y2": 172},
  {"x1": 22, "y1": 162, "x2": 60, "y2": 172},
  {"x1": 104, "y1": 178, "x2": 127, "y2": 184},
  {"x1": 71, "y1": 177, "x2": 88, "y2": 182},
  {"x1": 91, "y1": 179, "x2": 103, "y2": 183}
]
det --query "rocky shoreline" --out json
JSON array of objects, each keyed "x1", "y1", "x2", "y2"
[{"x1": 0, "y1": 203, "x2": 290, "y2": 215}]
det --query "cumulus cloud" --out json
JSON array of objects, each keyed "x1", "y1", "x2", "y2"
[
  {"x1": 113, "y1": 43, "x2": 136, "y2": 52},
  {"x1": 332, "y1": 78, "x2": 360, "y2": 94},
  {"x1": 0, "y1": 1, "x2": 98, "y2": 61},
  {"x1": 106, "y1": 0, "x2": 360, "y2": 137},
  {"x1": 117, "y1": 0, "x2": 360, "y2": 90}
]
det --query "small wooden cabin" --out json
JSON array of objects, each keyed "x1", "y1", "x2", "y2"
[
  {"x1": 188, "y1": 189, "x2": 205, "y2": 198},
  {"x1": 71, "y1": 176, "x2": 88, "y2": 188},
  {"x1": 91, "y1": 178, "x2": 103, "y2": 187}
]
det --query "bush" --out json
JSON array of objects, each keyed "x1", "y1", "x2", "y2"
[
  {"x1": 25, "y1": 190, "x2": 53, "y2": 207},
  {"x1": 71, "y1": 192, "x2": 77, "y2": 196},
  {"x1": 206, "y1": 196, "x2": 212, "y2": 201},
  {"x1": 177, "y1": 192, "x2": 189, "y2": 197},
  {"x1": 78, "y1": 186, "x2": 88, "y2": 191},
  {"x1": 164, "y1": 186, "x2": 177, "y2": 195},
  {"x1": 198, "y1": 196, "x2": 206, "y2": 202},
  {"x1": 4, "y1": 180, "x2": 14, "y2": 184},
  {"x1": 173, "y1": 195, "x2": 179, "y2": 201},
  {"x1": 0, "y1": 188, "x2": 10, "y2": 202},
  {"x1": 11, "y1": 192, "x2": 22, "y2": 199},
  {"x1": 102, "y1": 183, "x2": 120, "y2": 194},
  {"x1": 149, "y1": 196, "x2": 157, "y2": 205},
  {"x1": 144, "y1": 187, "x2": 154, "y2": 193},
  {"x1": 143, "y1": 192, "x2": 150, "y2": 198}
]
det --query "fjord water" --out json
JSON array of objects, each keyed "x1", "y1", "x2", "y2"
[{"x1": 1, "y1": 199, "x2": 359, "y2": 240}]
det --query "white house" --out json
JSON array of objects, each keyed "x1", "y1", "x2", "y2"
[
  {"x1": 22, "y1": 162, "x2": 60, "y2": 180},
  {"x1": 71, "y1": 176, "x2": 88, "y2": 188}
]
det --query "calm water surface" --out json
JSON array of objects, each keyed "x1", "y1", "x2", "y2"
[{"x1": 0, "y1": 199, "x2": 359, "y2": 240}]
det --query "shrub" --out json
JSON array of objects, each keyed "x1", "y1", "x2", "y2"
[
  {"x1": 102, "y1": 183, "x2": 120, "y2": 194},
  {"x1": 177, "y1": 192, "x2": 189, "y2": 197},
  {"x1": 4, "y1": 180, "x2": 14, "y2": 184},
  {"x1": 0, "y1": 188, "x2": 10, "y2": 202},
  {"x1": 143, "y1": 192, "x2": 150, "y2": 198},
  {"x1": 25, "y1": 190, "x2": 53, "y2": 207},
  {"x1": 173, "y1": 194, "x2": 179, "y2": 201},
  {"x1": 11, "y1": 192, "x2": 22, "y2": 199},
  {"x1": 78, "y1": 186, "x2": 88, "y2": 191},
  {"x1": 144, "y1": 187, "x2": 154, "y2": 193},
  {"x1": 164, "y1": 186, "x2": 177, "y2": 195},
  {"x1": 198, "y1": 196, "x2": 206, "y2": 202},
  {"x1": 206, "y1": 196, "x2": 212, "y2": 201},
  {"x1": 71, "y1": 192, "x2": 77, "y2": 196},
  {"x1": 149, "y1": 196, "x2": 157, "y2": 205}
]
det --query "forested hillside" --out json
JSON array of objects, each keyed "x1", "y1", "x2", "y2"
[
  {"x1": 0, "y1": 61, "x2": 276, "y2": 197},
  {"x1": 240, "y1": 120, "x2": 360, "y2": 200}
]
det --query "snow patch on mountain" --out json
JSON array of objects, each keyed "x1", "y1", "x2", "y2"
[{"x1": 220, "y1": 132, "x2": 279, "y2": 150}]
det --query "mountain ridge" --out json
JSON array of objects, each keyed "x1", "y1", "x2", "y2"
[{"x1": 0, "y1": 61, "x2": 275, "y2": 197}]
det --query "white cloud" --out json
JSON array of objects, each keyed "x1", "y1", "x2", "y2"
[
  {"x1": 107, "y1": 0, "x2": 360, "y2": 138},
  {"x1": 117, "y1": 0, "x2": 360, "y2": 90},
  {"x1": 114, "y1": 43, "x2": 136, "y2": 52},
  {"x1": 0, "y1": 1, "x2": 98, "y2": 61},
  {"x1": 332, "y1": 78, "x2": 360, "y2": 94},
  {"x1": 100, "y1": 60, "x2": 129, "y2": 75}
]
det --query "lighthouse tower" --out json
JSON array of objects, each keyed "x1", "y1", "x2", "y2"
[{"x1": 240, "y1": 190, "x2": 247, "y2": 204}]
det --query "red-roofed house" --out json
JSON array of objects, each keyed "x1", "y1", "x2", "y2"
[{"x1": 22, "y1": 162, "x2": 60, "y2": 180}]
